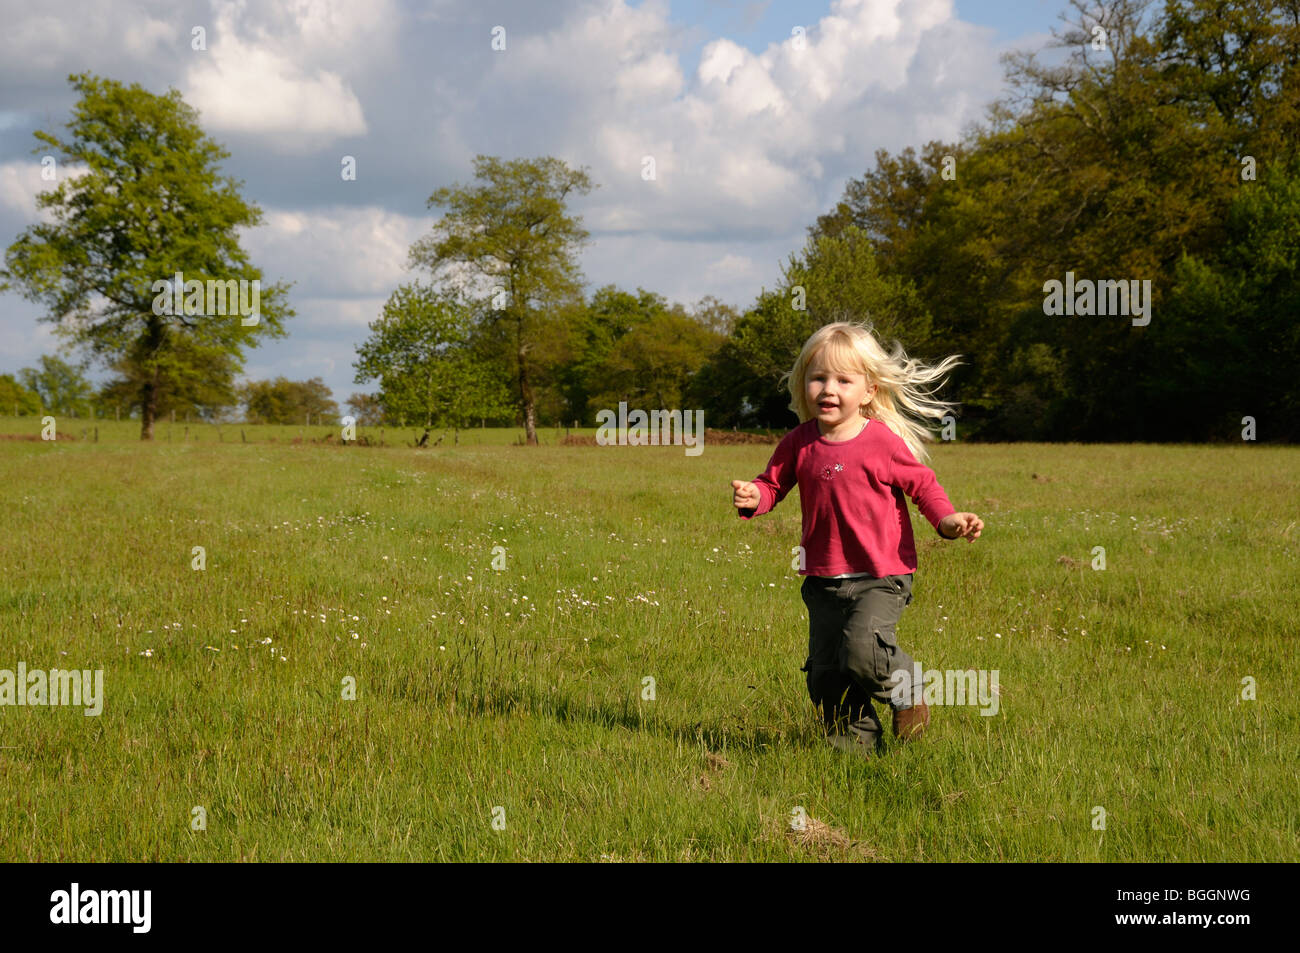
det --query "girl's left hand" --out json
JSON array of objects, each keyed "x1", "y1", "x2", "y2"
[{"x1": 940, "y1": 512, "x2": 983, "y2": 541}]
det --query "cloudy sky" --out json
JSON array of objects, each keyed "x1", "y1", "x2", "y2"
[{"x1": 0, "y1": 0, "x2": 1068, "y2": 406}]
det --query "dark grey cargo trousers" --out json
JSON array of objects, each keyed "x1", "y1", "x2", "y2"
[{"x1": 800, "y1": 573, "x2": 919, "y2": 747}]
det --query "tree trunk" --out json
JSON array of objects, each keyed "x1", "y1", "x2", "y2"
[
  {"x1": 524, "y1": 402, "x2": 537, "y2": 445},
  {"x1": 139, "y1": 319, "x2": 164, "y2": 441},
  {"x1": 518, "y1": 337, "x2": 537, "y2": 446},
  {"x1": 140, "y1": 374, "x2": 158, "y2": 440}
]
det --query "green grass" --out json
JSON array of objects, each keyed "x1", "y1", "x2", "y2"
[{"x1": 0, "y1": 420, "x2": 1296, "y2": 861}]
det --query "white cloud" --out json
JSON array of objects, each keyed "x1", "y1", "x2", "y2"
[
  {"x1": 704, "y1": 252, "x2": 760, "y2": 285},
  {"x1": 0, "y1": 16, "x2": 75, "y2": 72},
  {"x1": 240, "y1": 204, "x2": 433, "y2": 299},
  {"x1": 482, "y1": 0, "x2": 1002, "y2": 242},
  {"x1": 0, "y1": 162, "x2": 47, "y2": 223},
  {"x1": 0, "y1": 0, "x2": 1031, "y2": 402},
  {"x1": 0, "y1": 0, "x2": 202, "y2": 89},
  {"x1": 580, "y1": 231, "x2": 794, "y2": 311},
  {"x1": 0, "y1": 160, "x2": 91, "y2": 224},
  {"x1": 123, "y1": 17, "x2": 174, "y2": 58},
  {"x1": 182, "y1": 0, "x2": 393, "y2": 150}
]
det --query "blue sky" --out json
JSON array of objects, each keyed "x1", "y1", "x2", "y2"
[
  {"x1": 672, "y1": 0, "x2": 1066, "y2": 59},
  {"x1": 0, "y1": 0, "x2": 1074, "y2": 408}
]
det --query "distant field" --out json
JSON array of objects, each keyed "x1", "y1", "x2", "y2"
[{"x1": 1, "y1": 421, "x2": 1296, "y2": 861}]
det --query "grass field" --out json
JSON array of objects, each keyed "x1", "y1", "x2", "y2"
[{"x1": 1, "y1": 417, "x2": 1296, "y2": 861}]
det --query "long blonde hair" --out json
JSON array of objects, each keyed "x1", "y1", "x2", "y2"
[{"x1": 780, "y1": 321, "x2": 963, "y2": 464}]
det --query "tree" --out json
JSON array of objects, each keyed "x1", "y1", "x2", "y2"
[
  {"x1": 353, "y1": 282, "x2": 512, "y2": 440},
  {"x1": 1146, "y1": 159, "x2": 1300, "y2": 440},
  {"x1": 799, "y1": 0, "x2": 1300, "y2": 441},
  {"x1": 0, "y1": 73, "x2": 292, "y2": 440},
  {"x1": 692, "y1": 225, "x2": 927, "y2": 428},
  {"x1": 586, "y1": 305, "x2": 724, "y2": 414},
  {"x1": 1155, "y1": 0, "x2": 1300, "y2": 155},
  {"x1": 241, "y1": 377, "x2": 339, "y2": 425},
  {"x1": 690, "y1": 295, "x2": 740, "y2": 336},
  {"x1": 408, "y1": 155, "x2": 595, "y2": 444},
  {"x1": 690, "y1": 288, "x2": 812, "y2": 429},
  {"x1": 556, "y1": 285, "x2": 673, "y2": 423},
  {"x1": 97, "y1": 332, "x2": 240, "y2": 421},
  {"x1": 782, "y1": 225, "x2": 933, "y2": 351},
  {"x1": 345, "y1": 392, "x2": 385, "y2": 427},
  {"x1": 0, "y1": 374, "x2": 42, "y2": 416},
  {"x1": 18, "y1": 355, "x2": 95, "y2": 417}
]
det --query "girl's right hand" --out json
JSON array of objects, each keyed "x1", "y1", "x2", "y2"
[{"x1": 731, "y1": 479, "x2": 761, "y2": 510}]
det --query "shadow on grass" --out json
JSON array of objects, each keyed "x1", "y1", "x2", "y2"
[{"x1": 385, "y1": 668, "x2": 805, "y2": 754}]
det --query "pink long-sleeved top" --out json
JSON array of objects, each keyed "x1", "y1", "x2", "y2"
[{"x1": 737, "y1": 418, "x2": 956, "y2": 577}]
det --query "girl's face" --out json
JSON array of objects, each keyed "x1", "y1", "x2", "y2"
[{"x1": 806, "y1": 354, "x2": 876, "y2": 433}]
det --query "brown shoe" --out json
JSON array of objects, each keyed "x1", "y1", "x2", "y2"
[{"x1": 893, "y1": 702, "x2": 930, "y2": 741}]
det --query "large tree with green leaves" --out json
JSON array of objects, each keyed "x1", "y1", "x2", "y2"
[
  {"x1": 353, "y1": 282, "x2": 512, "y2": 440},
  {"x1": 585, "y1": 301, "x2": 724, "y2": 415},
  {"x1": 97, "y1": 333, "x2": 241, "y2": 421},
  {"x1": 556, "y1": 285, "x2": 677, "y2": 423},
  {"x1": 0, "y1": 374, "x2": 42, "y2": 417},
  {"x1": 408, "y1": 155, "x2": 594, "y2": 444},
  {"x1": 17, "y1": 355, "x2": 95, "y2": 417},
  {"x1": 804, "y1": 0, "x2": 1300, "y2": 441},
  {"x1": 0, "y1": 73, "x2": 292, "y2": 439},
  {"x1": 240, "y1": 377, "x2": 339, "y2": 426}
]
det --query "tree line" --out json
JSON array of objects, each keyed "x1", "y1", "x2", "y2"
[
  {"x1": 0, "y1": 354, "x2": 343, "y2": 425},
  {"x1": 3, "y1": 0, "x2": 1296, "y2": 442}
]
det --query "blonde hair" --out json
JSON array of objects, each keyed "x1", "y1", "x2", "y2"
[{"x1": 780, "y1": 321, "x2": 963, "y2": 464}]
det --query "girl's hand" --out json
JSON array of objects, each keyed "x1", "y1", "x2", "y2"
[
  {"x1": 731, "y1": 479, "x2": 761, "y2": 510},
  {"x1": 939, "y1": 512, "x2": 983, "y2": 541}
]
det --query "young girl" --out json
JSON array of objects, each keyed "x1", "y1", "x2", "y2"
[{"x1": 731, "y1": 322, "x2": 983, "y2": 757}]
